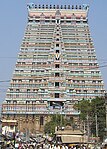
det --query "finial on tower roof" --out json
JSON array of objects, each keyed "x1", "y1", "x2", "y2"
[
  {"x1": 68, "y1": 5, "x2": 70, "y2": 9},
  {"x1": 42, "y1": 5, "x2": 44, "y2": 9},
  {"x1": 27, "y1": 3, "x2": 35, "y2": 9},
  {"x1": 50, "y1": 5, "x2": 52, "y2": 9},
  {"x1": 82, "y1": 4, "x2": 89, "y2": 10}
]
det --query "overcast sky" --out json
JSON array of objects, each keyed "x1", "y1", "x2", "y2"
[{"x1": 0, "y1": 0, "x2": 107, "y2": 104}]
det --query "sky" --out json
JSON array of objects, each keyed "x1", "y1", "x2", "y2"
[{"x1": 0, "y1": 0, "x2": 107, "y2": 104}]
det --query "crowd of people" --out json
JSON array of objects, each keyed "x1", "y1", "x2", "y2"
[
  {"x1": 4, "y1": 141, "x2": 95, "y2": 149},
  {"x1": 1, "y1": 134, "x2": 100, "y2": 149},
  {"x1": 11, "y1": 143, "x2": 92, "y2": 149}
]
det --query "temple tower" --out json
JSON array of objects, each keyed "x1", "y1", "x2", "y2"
[{"x1": 2, "y1": 4, "x2": 105, "y2": 133}]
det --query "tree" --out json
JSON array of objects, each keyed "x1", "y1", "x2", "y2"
[
  {"x1": 44, "y1": 114, "x2": 65, "y2": 135},
  {"x1": 90, "y1": 97, "x2": 106, "y2": 140},
  {"x1": 44, "y1": 114, "x2": 73, "y2": 136},
  {"x1": 74, "y1": 98, "x2": 91, "y2": 121},
  {"x1": 74, "y1": 97, "x2": 106, "y2": 141}
]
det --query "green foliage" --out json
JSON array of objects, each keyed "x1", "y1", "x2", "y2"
[
  {"x1": 44, "y1": 115, "x2": 73, "y2": 136},
  {"x1": 75, "y1": 98, "x2": 91, "y2": 120},
  {"x1": 44, "y1": 121, "x2": 56, "y2": 135},
  {"x1": 90, "y1": 97, "x2": 106, "y2": 140},
  {"x1": 75, "y1": 97, "x2": 106, "y2": 140}
]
